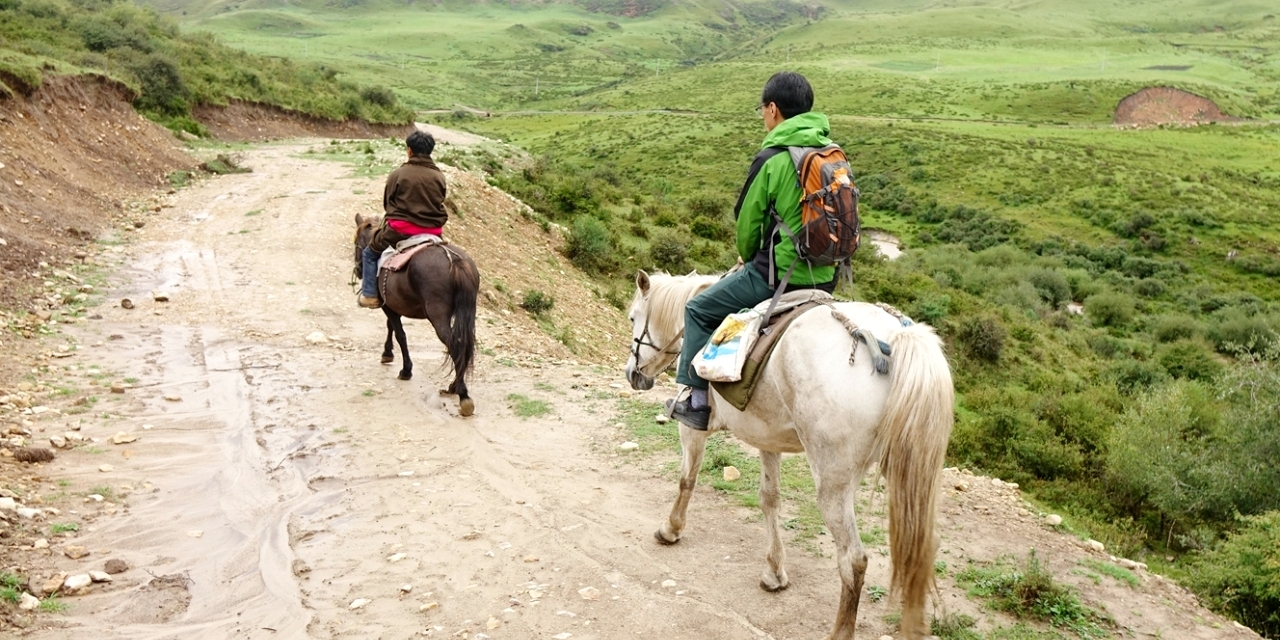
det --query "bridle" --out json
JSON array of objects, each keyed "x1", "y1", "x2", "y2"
[{"x1": 631, "y1": 299, "x2": 684, "y2": 378}]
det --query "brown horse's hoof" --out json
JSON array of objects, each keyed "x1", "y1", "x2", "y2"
[
  {"x1": 654, "y1": 529, "x2": 680, "y2": 546},
  {"x1": 398, "y1": 372, "x2": 412, "y2": 381},
  {"x1": 459, "y1": 397, "x2": 475, "y2": 417},
  {"x1": 381, "y1": 355, "x2": 394, "y2": 365}
]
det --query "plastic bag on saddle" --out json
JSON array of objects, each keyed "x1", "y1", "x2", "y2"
[{"x1": 692, "y1": 308, "x2": 766, "y2": 383}]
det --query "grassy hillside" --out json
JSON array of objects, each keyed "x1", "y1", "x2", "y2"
[{"x1": 0, "y1": 0, "x2": 412, "y2": 129}]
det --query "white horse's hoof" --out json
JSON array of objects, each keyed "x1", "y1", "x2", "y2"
[
  {"x1": 654, "y1": 529, "x2": 680, "y2": 545},
  {"x1": 759, "y1": 568, "x2": 789, "y2": 592}
]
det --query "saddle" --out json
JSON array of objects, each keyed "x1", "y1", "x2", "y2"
[
  {"x1": 710, "y1": 292, "x2": 901, "y2": 412},
  {"x1": 379, "y1": 234, "x2": 444, "y2": 272}
]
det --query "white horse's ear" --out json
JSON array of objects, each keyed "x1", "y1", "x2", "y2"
[
  {"x1": 685, "y1": 269, "x2": 698, "y2": 277},
  {"x1": 636, "y1": 270, "x2": 651, "y2": 294}
]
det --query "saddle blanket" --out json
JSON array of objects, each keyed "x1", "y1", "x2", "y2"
[
  {"x1": 378, "y1": 234, "x2": 444, "y2": 272},
  {"x1": 709, "y1": 291, "x2": 834, "y2": 411}
]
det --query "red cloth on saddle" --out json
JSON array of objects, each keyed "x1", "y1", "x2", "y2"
[{"x1": 387, "y1": 219, "x2": 442, "y2": 236}]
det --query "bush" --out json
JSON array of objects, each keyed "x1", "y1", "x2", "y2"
[
  {"x1": 1157, "y1": 340, "x2": 1223, "y2": 381},
  {"x1": 689, "y1": 215, "x2": 730, "y2": 241},
  {"x1": 131, "y1": 53, "x2": 189, "y2": 116},
  {"x1": 1134, "y1": 277, "x2": 1166, "y2": 298},
  {"x1": 958, "y1": 315, "x2": 1006, "y2": 362},
  {"x1": 1027, "y1": 268, "x2": 1071, "y2": 308},
  {"x1": 359, "y1": 85, "x2": 398, "y2": 108},
  {"x1": 1153, "y1": 314, "x2": 1201, "y2": 342},
  {"x1": 649, "y1": 229, "x2": 691, "y2": 273},
  {"x1": 520, "y1": 290, "x2": 554, "y2": 316},
  {"x1": 1207, "y1": 311, "x2": 1280, "y2": 353},
  {"x1": 565, "y1": 215, "x2": 616, "y2": 274},
  {"x1": 1106, "y1": 359, "x2": 1170, "y2": 395},
  {"x1": 1085, "y1": 291, "x2": 1134, "y2": 327},
  {"x1": 1186, "y1": 511, "x2": 1280, "y2": 638}
]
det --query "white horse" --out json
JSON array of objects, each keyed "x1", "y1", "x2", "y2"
[{"x1": 624, "y1": 270, "x2": 954, "y2": 640}]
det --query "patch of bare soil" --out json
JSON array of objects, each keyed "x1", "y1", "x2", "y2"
[
  {"x1": 192, "y1": 100, "x2": 414, "y2": 141},
  {"x1": 0, "y1": 137, "x2": 1261, "y2": 640},
  {"x1": 1114, "y1": 86, "x2": 1239, "y2": 127}
]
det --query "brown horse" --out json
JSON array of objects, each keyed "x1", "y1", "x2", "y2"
[{"x1": 354, "y1": 214, "x2": 480, "y2": 416}]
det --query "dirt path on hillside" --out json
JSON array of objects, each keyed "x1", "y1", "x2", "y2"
[{"x1": 4, "y1": 142, "x2": 1260, "y2": 640}]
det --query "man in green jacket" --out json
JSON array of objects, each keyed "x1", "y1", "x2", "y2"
[{"x1": 669, "y1": 71, "x2": 836, "y2": 430}]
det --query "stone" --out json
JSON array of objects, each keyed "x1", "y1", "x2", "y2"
[
  {"x1": 953, "y1": 480, "x2": 969, "y2": 492},
  {"x1": 618, "y1": 441, "x2": 639, "y2": 451},
  {"x1": 661, "y1": 579, "x2": 677, "y2": 589},
  {"x1": 151, "y1": 291, "x2": 169, "y2": 302},
  {"x1": 349, "y1": 598, "x2": 371, "y2": 610},
  {"x1": 99, "y1": 464, "x2": 114, "y2": 472},
  {"x1": 305, "y1": 331, "x2": 328, "y2": 344},
  {"x1": 89, "y1": 571, "x2": 112, "y2": 583},
  {"x1": 420, "y1": 602, "x2": 439, "y2": 612},
  {"x1": 163, "y1": 394, "x2": 182, "y2": 402},
  {"x1": 110, "y1": 383, "x2": 126, "y2": 394},
  {"x1": 64, "y1": 545, "x2": 89, "y2": 559},
  {"x1": 399, "y1": 583, "x2": 413, "y2": 593},
  {"x1": 33, "y1": 538, "x2": 48, "y2": 549},
  {"x1": 103, "y1": 558, "x2": 129, "y2": 574},
  {"x1": 1086, "y1": 539, "x2": 1105, "y2": 553},
  {"x1": 110, "y1": 432, "x2": 138, "y2": 444},
  {"x1": 577, "y1": 586, "x2": 600, "y2": 601},
  {"x1": 41, "y1": 574, "x2": 65, "y2": 596},
  {"x1": 486, "y1": 617, "x2": 501, "y2": 630},
  {"x1": 15, "y1": 507, "x2": 41, "y2": 518},
  {"x1": 1117, "y1": 558, "x2": 1139, "y2": 571},
  {"x1": 0, "y1": 497, "x2": 14, "y2": 512},
  {"x1": 120, "y1": 298, "x2": 134, "y2": 310},
  {"x1": 880, "y1": 636, "x2": 894, "y2": 640},
  {"x1": 722, "y1": 466, "x2": 741, "y2": 482},
  {"x1": 553, "y1": 633, "x2": 572, "y2": 640},
  {"x1": 63, "y1": 574, "x2": 92, "y2": 590},
  {"x1": 523, "y1": 555, "x2": 539, "y2": 563},
  {"x1": 528, "y1": 590, "x2": 543, "y2": 599},
  {"x1": 18, "y1": 592, "x2": 39, "y2": 610},
  {"x1": 1045, "y1": 514, "x2": 1063, "y2": 526},
  {"x1": 654, "y1": 414, "x2": 669, "y2": 424},
  {"x1": 387, "y1": 553, "x2": 407, "y2": 562},
  {"x1": 187, "y1": 530, "x2": 203, "y2": 538},
  {"x1": 49, "y1": 435, "x2": 67, "y2": 448}
]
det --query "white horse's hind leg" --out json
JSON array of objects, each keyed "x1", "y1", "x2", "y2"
[
  {"x1": 816, "y1": 473, "x2": 869, "y2": 640},
  {"x1": 655, "y1": 425, "x2": 709, "y2": 545},
  {"x1": 758, "y1": 450, "x2": 789, "y2": 591}
]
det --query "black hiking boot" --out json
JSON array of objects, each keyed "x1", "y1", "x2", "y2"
[{"x1": 666, "y1": 397, "x2": 710, "y2": 431}]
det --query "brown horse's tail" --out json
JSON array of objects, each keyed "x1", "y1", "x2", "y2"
[
  {"x1": 875, "y1": 323, "x2": 954, "y2": 637},
  {"x1": 447, "y1": 254, "x2": 479, "y2": 391}
]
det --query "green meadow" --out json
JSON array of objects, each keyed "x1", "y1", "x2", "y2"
[{"x1": 53, "y1": 0, "x2": 1280, "y2": 633}]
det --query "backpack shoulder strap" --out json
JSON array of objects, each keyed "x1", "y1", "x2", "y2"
[{"x1": 733, "y1": 146, "x2": 787, "y2": 220}]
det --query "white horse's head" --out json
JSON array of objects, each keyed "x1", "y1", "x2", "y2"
[{"x1": 624, "y1": 270, "x2": 717, "y2": 391}]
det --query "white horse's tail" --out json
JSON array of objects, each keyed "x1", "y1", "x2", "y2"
[{"x1": 876, "y1": 323, "x2": 954, "y2": 636}]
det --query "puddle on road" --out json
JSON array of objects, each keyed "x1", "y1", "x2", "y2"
[{"x1": 48, "y1": 321, "x2": 349, "y2": 638}]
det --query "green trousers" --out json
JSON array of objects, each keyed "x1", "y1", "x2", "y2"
[{"x1": 675, "y1": 265, "x2": 773, "y2": 389}]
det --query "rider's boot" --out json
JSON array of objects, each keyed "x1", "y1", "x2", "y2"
[
  {"x1": 357, "y1": 247, "x2": 382, "y2": 309},
  {"x1": 667, "y1": 386, "x2": 710, "y2": 431}
]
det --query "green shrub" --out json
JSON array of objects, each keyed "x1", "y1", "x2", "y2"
[
  {"x1": 1134, "y1": 278, "x2": 1166, "y2": 298},
  {"x1": 1106, "y1": 359, "x2": 1170, "y2": 395},
  {"x1": 565, "y1": 215, "x2": 616, "y2": 274},
  {"x1": 131, "y1": 53, "x2": 189, "y2": 116},
  {"x1": 649, "y1": 229, "x2": 691, "y2": 273},
  {"x1": 955, "y1": 552, "x2": 1107, "y2": 637},
  {"x1": 1157, "y1": 340, "x2": 1223, "y2": 381},
  {"x1": 1027, "y1": 268, "x2": 1071, "y2": 308},
  {"x1": 1153, "y1": 314, "x2": 1201, "y2": 342},
  {"x1": 689, "y1": 215, "x2": 730, "y2": 241},
  {"x1": 1207, "y1": 311, "x2": 1280, "y2": 353},
  {"x1": 1085, "y1": 291, "x2": 1134, "y2": 327},
  {"x1": 911, "y1": 293, "x2": 951, "y2": 324},
  {"x1": 958, "y1": 315, "x2": 1007, "y2": 362},
  {"x1": 520, "y1": 290, "x2": 554, "y2": 316},
  {"x1": 1185, "y1": 511, "x2": 1280, "y2": 638}
]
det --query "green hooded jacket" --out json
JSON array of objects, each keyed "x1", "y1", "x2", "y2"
[{"x1": 736, "y1": 111, "x2": 836, "y2": 286}]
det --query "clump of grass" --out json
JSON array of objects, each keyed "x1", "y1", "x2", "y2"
[
  {"x1": 50, "y1": 522, "x2": 79, "y2": 534},
  {"x1": 867, "y1": 584, "x2": 888, "y2": 603},
  {"x1": 956, "y1": 551, "x2": 1109, "y2": 638},
  {"x1": 507, "y1": 393, "x2": 551, "y2": 418},
  {"x1": 1078, "y1": 559, "x2": 1140, "y2": 588},
  {"x1": 520, "y1": 289, "x2": 554, "y2": 316},
  {"x1": 38, "y1": 593, "x2": 68, "y2": 613},
  {"x1": 90, "y1": 486, "x2": 116, "y2": 501},
  {"x1": 931, "y1": 612, "x2": 981, "y2": 640},
  {"x1": 0, "y1": 572, "x2": 24, "y2": 604}
]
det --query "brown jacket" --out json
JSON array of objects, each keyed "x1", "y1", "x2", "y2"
[{"x1": 383, "y1": 156, "x2": 448, "y2": 229}]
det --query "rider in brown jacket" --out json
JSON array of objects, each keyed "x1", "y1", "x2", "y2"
[{"x1": 358, "y1": 130, "x2": 449, "y2": 308}]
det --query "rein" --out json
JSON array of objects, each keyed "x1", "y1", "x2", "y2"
[{"x1": 631, "y1": 300, "x2": 684, "y2": 377}]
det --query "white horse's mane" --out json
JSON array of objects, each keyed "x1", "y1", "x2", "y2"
[{"x1": 641, "y1": 271, "x2": 720, "y2": 338}]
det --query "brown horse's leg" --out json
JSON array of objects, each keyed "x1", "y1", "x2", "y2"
[
  {"x1": 427, "y1": 314, "x2": 472, "y2": 416},
  {"x1": 381, "y1": 308, "x2": 396, "y2": 365},
  {"x1": 656, "y1": 425, "x2": 708, "y2": 545},
  {"x1": 387, "y1": 310, "x2": 412, "y2": 380},
  {"x1": 758, "y1": 450, "x2": 789, "y2": 592},
  {"x1": 816, "y1": 472, "x2": 868, "y2": 640}
]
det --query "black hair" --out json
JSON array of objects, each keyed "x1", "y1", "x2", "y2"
[
  {"x1": 761, "y1": 71, "x2": 814, "y2": 120},
  {"x1": 406, "y1": 130, "x2": 436, "y2": 157}
]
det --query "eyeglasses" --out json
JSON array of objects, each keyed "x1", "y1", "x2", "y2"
[{"x1": 755, "y1": 102, "x2": 774, "y2": 117}]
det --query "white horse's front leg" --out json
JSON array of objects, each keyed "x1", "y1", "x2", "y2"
[
  {"x1": 655, "y1": 425, "x2": 708, "y2": 545},
  {"x1": 758, "y1": 450, "x2": 789, "y2": 591}
]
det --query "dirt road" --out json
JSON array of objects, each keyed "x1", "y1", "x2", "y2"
[{"x1": 9, "y1": 141, "x2": 1259, "y2": 640}]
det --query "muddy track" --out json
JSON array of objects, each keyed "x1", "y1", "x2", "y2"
[{"x1": 14, "y1": 141, "x2": 1259, "y2": 640}]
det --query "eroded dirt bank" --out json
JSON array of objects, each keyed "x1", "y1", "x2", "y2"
[{"x1": 1, "y1": 142, "x2": 1261, "y2": 640}]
